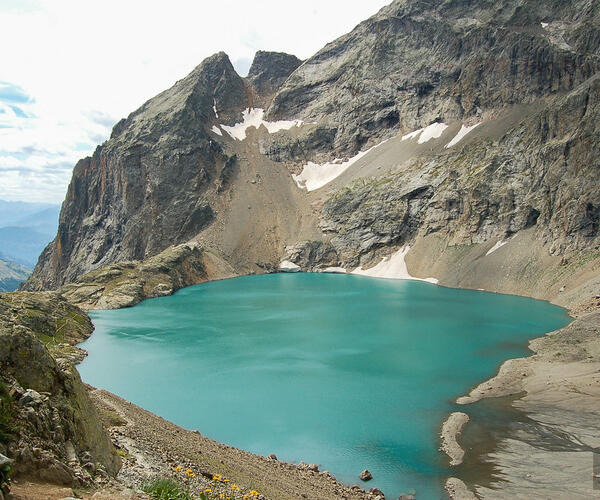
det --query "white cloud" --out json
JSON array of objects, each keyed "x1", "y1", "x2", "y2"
[{"x1": 0, "y1": 0, "x2": 392, "y2": 203}]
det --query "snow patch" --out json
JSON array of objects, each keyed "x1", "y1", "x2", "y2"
[
  {"x1": 279, "y1": 260, "x2": 301, "y2": 272},
  {"x1": 351, "y1": 246, "x2": 438, "y2": 283},
  {"x1": 445, "y1": 123, "x2": 481, "y2": 148},
  {"x1": 401, "y1": 122, "x2": 448, "y2": 144},
  {"x1": 213, "y1": 98, "x2": 219, "y2": 118},
  {"x1": 541, "y1": 22, "x2": 549, "y2": 28},
  {"x1": 211, "y1": 125, "x2": 222, "y2": 136},
  {"x1": 293, "y1": 141, "x2": 387, "y2": 191},
  {"x1": 485, "y1": 239, "x2": 508, "y2": 256},
  {"x1": 401, "y1": 128, "x2": 424, "y2": 141},
  {"x1": 322, "y1": 267, "x2": 347, "y2": 274},
  {"x1": 220, "y1": 108, "x2": 303, "y2": 141}
]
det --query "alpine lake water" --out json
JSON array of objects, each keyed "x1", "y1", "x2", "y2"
[{"x1": 78, "y1": 273, "x2": 571, "y2": 499}]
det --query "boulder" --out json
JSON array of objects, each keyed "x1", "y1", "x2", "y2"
[{"x1": 359, "y1": 469, "x2": 373, "y2": 481}]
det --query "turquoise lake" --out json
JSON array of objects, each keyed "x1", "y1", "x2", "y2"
[{"x1": 78, "y1": 273, "x2": 571, "y2": 498}]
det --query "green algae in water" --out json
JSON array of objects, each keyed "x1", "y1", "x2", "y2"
[{"x1": 78, "y1": 273, "x2": 571, "y2": 498}]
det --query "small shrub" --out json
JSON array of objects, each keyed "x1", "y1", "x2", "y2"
[
  {"x1": 143, "y1": 477, "x2": 195, "y2": 500},
  {"x1": 0, "y1": 460, "x2": 12, "y2": 496}
]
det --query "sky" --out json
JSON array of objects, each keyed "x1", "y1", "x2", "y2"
[{"x1": 0, "y1": 0, "x2": 391, "y2": 204}]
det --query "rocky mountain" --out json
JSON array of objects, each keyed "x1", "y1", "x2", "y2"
[{"x1": 24, "y1": 0, "x2": 600, "y2": 295}]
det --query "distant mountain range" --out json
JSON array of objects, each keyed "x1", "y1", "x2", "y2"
[{"x1": 0, "y1": 200, "x2": 60, "y2": 290}]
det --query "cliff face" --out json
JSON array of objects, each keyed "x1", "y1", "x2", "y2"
[{"x1": 24, "y1": 0, "x2": 600, "y2": 294}]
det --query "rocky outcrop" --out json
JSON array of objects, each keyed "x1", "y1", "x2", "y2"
[
  {"x1": 60, "y1": 242, "x2": 236, "y2": 310},
  {"x1": 0, "y1": 292, "x2": 120, "y2": 485}
]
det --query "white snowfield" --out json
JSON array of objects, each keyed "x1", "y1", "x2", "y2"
[
  {"x1": 322, "y1": 267, "x2": 347, "y2": 274},
  {"x1": 279, "y1": 260, "x2": 301, "y2": 272},
  {"x1": 210, "y1": 125, "x2": 222, "y2": 136},
  {"x1": 402, "y1": 122, "x2": 448, "y2": 144},
  {"x1": 293, "y1": 140, "x2": 387, "y2": 192},
  {"x1": 351, "y1": 246, "x2": 438, "y2": 283},
  {"x1": 485, "y1": 239, "x2": 508, "y2": 256},
  {"x1": 220, "y1": 108, "x2": 303, "y2": 140},
  {"x1": 445, "y1": 123, "x2": 481, "y2": 148}
]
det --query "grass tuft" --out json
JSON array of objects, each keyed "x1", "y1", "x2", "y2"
[{"x1": 143, "y1": 477, "x2": 197, "y2": 500}]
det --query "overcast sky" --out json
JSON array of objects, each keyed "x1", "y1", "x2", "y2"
[{"x1": 0, "y1": 0, "x2": 391, "y2": 204}]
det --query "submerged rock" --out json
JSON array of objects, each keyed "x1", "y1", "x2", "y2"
[{"x1": 359, "y1": 469, "x2": 373, "y2": 481}]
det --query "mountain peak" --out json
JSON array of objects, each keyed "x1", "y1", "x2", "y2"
[{"x1": 246, "y1": 51, "x2": 302, "y2": 108}]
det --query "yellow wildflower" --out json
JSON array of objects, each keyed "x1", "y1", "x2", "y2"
[
  {"x1": 213, "y1": 473, "x2": 223, "y2": 481},
  {"x1": 205, "y1": 488, "x2": 212, "y2": 493},
  {"x1": 250, "y1": 491, "x2": 260, "y2": 496},
  {"x1": 185, "y1": 468, "x2": 193, "y2": 474},
  {"x1": 231, "y1": 484, "x2": 240, "y2": 491},
  {"x1": 219, "y1": 494, "x2": 225, "y2": 499},
  {"x1": 223, "y1": 478, "x2": 230, "y2": 482},
  {"x1": 174, "y1": 466, "x2": 182, "y2": 471}
]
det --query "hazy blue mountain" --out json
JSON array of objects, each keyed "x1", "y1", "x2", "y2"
[
  {"x1": 0, "y1": 200, "x2": 58, "y2": 227},
  {"x1": 0, "y1": 226, "x2": 54, "y2": 267},
  {"x1": 0, "y1": 200, "x2": 60, "y2": 268},
  {"x1": 12, "y1": 206, "x2": 60, "y2": 237},
  {"x1": 0, "y1": 256, "x2": 30, "y2": 292}
]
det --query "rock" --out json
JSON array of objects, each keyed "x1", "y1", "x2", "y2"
[
  {"x1": 82, "y1": 462, "x2": 96, "y2": 474},
  {"x1": 307, "y1": 463, "x2": 319, "y2": 472},
  {"x1": 268, "y1": 453, "x2": 278, "y2": 460},
  {"x1": 279, "y1": 260, "x2": 301, "y2": 273},
  {"x1": 359, "y1": 469, "x2": 373, "y2": 481},
  {"x1": 0, "y1": 454, "x2": 12, "y2": 467},
  {"x1": 369, "y1": 487, "x2": 384, "y2": 496},
  {"x1": 398, "y1": 495, "x2": 416, "y2": 500}
]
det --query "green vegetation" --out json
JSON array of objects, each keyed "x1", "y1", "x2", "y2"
[
  {"x1": 0, "y1": 382, "x2": 17, "y2": 444},
  {"x1": 143, "y1": 478, "x2": 197, "y2": 500},
  {"x1": 0, "y1": 459, "x2": 12, "y2": 497}
]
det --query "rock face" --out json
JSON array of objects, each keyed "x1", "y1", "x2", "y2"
[{"x1": 0, "y1": 292, "x2": 120, "y2": 485}]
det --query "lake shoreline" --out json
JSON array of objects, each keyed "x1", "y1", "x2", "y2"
[{"x1": 441, "y1": 308, "x2": 600, "y2": 499}]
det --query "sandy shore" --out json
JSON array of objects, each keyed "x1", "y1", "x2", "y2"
[{"x1": 442, "y1": 310, "x2": 600, "y2": 499}]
